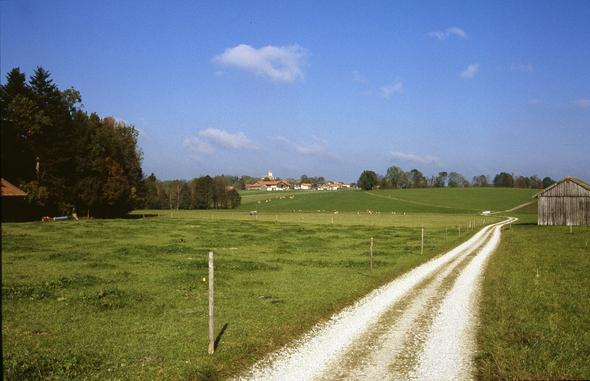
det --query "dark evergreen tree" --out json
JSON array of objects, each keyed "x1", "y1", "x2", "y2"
[{"x1": 357, "y1": 170, "x2": 379, "y2": 190}]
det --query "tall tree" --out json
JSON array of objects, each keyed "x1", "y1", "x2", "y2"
[
  {"x1": 493, "y1": 172, "x2": 514, "y2": 187},
  {"x1": 195, "y1": 175, "x2": 214, "y2": 209},
  {"x1": 433, "y1": 171, "x2": 448, "y2": 187},
  {"x1": 542, "y1": 176, "x2": 556, "y2": 188},
  {"x1": 357, "y1": 170, "x2": 379, "y2": 190},
  {"x1": 448, "y1": 172, "x2": 469, "y2": 187},
  {"x1": 408, "y1": 169, "x2": 427, "y2": 188},
  {"x1": 472, "y1": 175, "x2": 489, "y2": 187},
  {"x1": 385, "y1": 165, "x2": 409, "y2": 188}
]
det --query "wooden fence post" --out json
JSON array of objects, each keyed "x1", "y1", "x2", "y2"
[
  {"x1": 208, "y1": 251, "x2": 215, "y2": 355},
  {"x1": 370, "y1": 237, "x2": 374, "y2": 270},
  {"x1": 421, "y1": 224, "x2": 424, "y2": 255}
]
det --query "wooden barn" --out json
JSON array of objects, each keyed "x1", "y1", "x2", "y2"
[
  {"x1": 1, "y1": 178, "x2": 28, "y2": 221},
  {"x1": 534, "y1": 176, "x2": 590, "y2": 226}
]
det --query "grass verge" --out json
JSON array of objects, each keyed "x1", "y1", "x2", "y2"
[{"x1": 477, "y1": 223, "x2": 590, "y2": 380}]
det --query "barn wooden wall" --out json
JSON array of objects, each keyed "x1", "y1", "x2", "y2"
[{"x1": 538, "y1": 179, "x2": 590, "y2": 226}]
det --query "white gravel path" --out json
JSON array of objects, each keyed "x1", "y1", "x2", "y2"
[
  {"x1": 238, "y1": 218, "x2": 514, "y2": 381},
  {"x1": 409, "y1": 217, "x2": 517, "y2": 381}
]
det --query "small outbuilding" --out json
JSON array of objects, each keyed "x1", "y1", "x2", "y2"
[
  {"x1": 534, "y1": 176, "x2": 590, "y2": 226},
  {"x1": 1, "y1": 178, "x2": 28, "y2": 221}
]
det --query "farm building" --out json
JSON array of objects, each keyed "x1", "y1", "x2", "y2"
[
  {"x1": 534, "y1": 176, "x2": 590, "y2": 226},
  {"x1": 245, "y1": 180, "x2": 291, "y2": 191},
  {"x1": 1, "y1": 178, "x2": 28, "y2": 221}
]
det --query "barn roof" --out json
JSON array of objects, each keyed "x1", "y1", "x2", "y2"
[
  {"x1": 533, "y1": 176, "x2": 590, "y2": 198},
  {"x1": 1, "y1": 178, "x2": 27, "y2": 197}
]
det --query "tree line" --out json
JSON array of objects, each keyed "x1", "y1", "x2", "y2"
[
  {"x1": 142, "y1": 174, "x2": 240, "y2": 210},
  {"x1": 1, "y1": 67, "x2": 144, "y2": 217},
  {"x1": 1, "y1": 67, "x2": 241, "y2": 218},
  {"x1": 357, "y1": 166, "x2": 556, "y2": 191}
]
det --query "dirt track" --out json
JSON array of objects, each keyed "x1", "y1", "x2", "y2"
[{"x1": 237, "y1": 217, "x2": 516, "y2": 381}]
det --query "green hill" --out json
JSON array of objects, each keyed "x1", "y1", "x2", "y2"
[{"x1": 239, "y1": 187, "x2": 538, "y2": 214}]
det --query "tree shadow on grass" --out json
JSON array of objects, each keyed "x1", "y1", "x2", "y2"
[
  {"x1": 123, "y1": 213, "x2": 159, "y2": 219},
  {"x1": 214, "y1": 323, "x2": 229, "y2": 350}
]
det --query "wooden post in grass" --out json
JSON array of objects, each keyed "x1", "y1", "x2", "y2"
[
  {"x1": 421, "y1": 224, "x2": 424, "y2": 255},
  {"x1": 331, "y1": 216, "x2": 334, "y2": 225},
  {"x1": 208, "y1": 251, "x2": 215, "y2": 355},
  {"x1": 370, "y1": 237, "x2": 374, "y2": 270}
]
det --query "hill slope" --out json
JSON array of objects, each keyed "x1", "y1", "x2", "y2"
[{"x1": 239, "y1": 188, "x2": 538, "y2": 214}]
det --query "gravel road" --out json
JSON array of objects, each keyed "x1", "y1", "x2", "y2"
[{"x1": 238, "y1": 217, "x2": 516, "y2": 381}]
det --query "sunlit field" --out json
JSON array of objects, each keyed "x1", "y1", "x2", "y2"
[{"x1": 3, "y1": 187, "x2": 581, "y2": 380}]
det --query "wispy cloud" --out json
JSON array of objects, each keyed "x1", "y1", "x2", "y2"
[
  {"x1": 461, "y1": 63, "x2": 479, "y2": 79},
  {"x1": 183, "y1": 137, "x2": 215, "y2": 155},
  {"x1": 184, "y1": 128, "x2": 256, "y2": 156},
  {"x1": 198, "y1": 128, "x2": 256, "y2": 149},
  {"x1": 511, "y1": 63, "x2": 534, "y2": 72},
  {"x1": 212, "y1": 44, "x2": 307, "y2": 82},
  {"x1": 574, "y1": 98, "x2": 590, "y2": 109},
  {"x1": 428, "y1": 26, "x2": 468, "y2": 40},
  {"x1": 528, "y1": 98, "x2": 542, "y2": 105},
  {"x1": 390, "y1": 151, "x2": 440, "y2": 166},
  {"x1": 380, "y1": 81, "x2": 403, "y2": 99},
  {"x1": 274, "y1": 136, "x2": 336, "y2": 158}
]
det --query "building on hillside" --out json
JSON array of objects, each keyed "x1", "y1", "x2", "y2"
[
  {"x1": 1, "y1": 178, "x2": 28, "y2": 221},
  {"x1": 246, "y1": 180, "x2": 291, "y2": 191},
  {"x1": 534, "y1": 176, "x2": 590, "y2": 226},
  {"x1": 294, "y1": 182, "x2": 313, "y2": 190},
  {"x1": 318, "y1": 181, "x2": 351, "y2": 191},
  {"x1": 263, "y1": 170, "x2": 274, "y2": 180}
]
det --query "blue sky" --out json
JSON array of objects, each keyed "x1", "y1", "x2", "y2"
[{"x1": 2, "y1": 0, "x2": 589, "y2": 182}]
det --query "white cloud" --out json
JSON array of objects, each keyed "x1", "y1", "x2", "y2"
[
  {"x1": 183, "y1": 137, "x2": 215, "y2": 155},
  {"x1": 574, "y1": 98, "x2": 590, "y2": 109},
  {"x1": 212, "y1": 44, "x2": 307, "y2": 82},
  {"x1": 511, "y1": 63, "x2": 534, "y2": 72},
  {"x1": 428, "y1": 26, "x2": 468, "y2": 40},
  {"x1": 184, "y1": 128, "x2": 256, "y2": 156},
  {"x1": 380, "y1": 81, "x2": 403, "y2": 99},
  {"x1": 198, "y1": 128, "x2": 256, "y2": 149},
  {"x1": 461, "y1": 63, "x2": 479, "y2": 79},
  {"x1": 390, "y1": 151, "x2": 440, "y2": 166}
]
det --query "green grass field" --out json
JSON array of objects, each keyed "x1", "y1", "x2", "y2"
[
  {"x1": 2, "y1": 210, "x2": 482, "y2": 380},
  {"x1": 2, "y1": 187, "x2": 587, "y2": 380},
  {"x1": 477, "y1": 223, "x2": 590, "y2": 380},
  {"x1": 239, "y1": 187, "x2": 537, "y2": 214}
]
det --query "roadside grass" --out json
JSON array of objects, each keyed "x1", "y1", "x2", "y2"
[
  {"x1": 3, "y1": 213, "x2": 477, "y2": 380},
  {"x1": 238, "y1": 187, "x2": 537, "y2": 214},
  {"x1": 477, "y1": 223, "x2": 590, "y2": 380}
]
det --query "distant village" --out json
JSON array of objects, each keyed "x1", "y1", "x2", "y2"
[{"x1": 245, "y1": 171, "x2": 354, "y2": 192}]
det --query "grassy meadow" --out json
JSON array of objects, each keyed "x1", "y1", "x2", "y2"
[
  {"x1": 477, "y1": 210, "x2": 590, "y2": 380},
  {"x1": 238, "y1": 187, "x2": 538, "y2": 214},
  {"x1": 3, "y1": 187, "x2": 586, "y2": 380}
]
